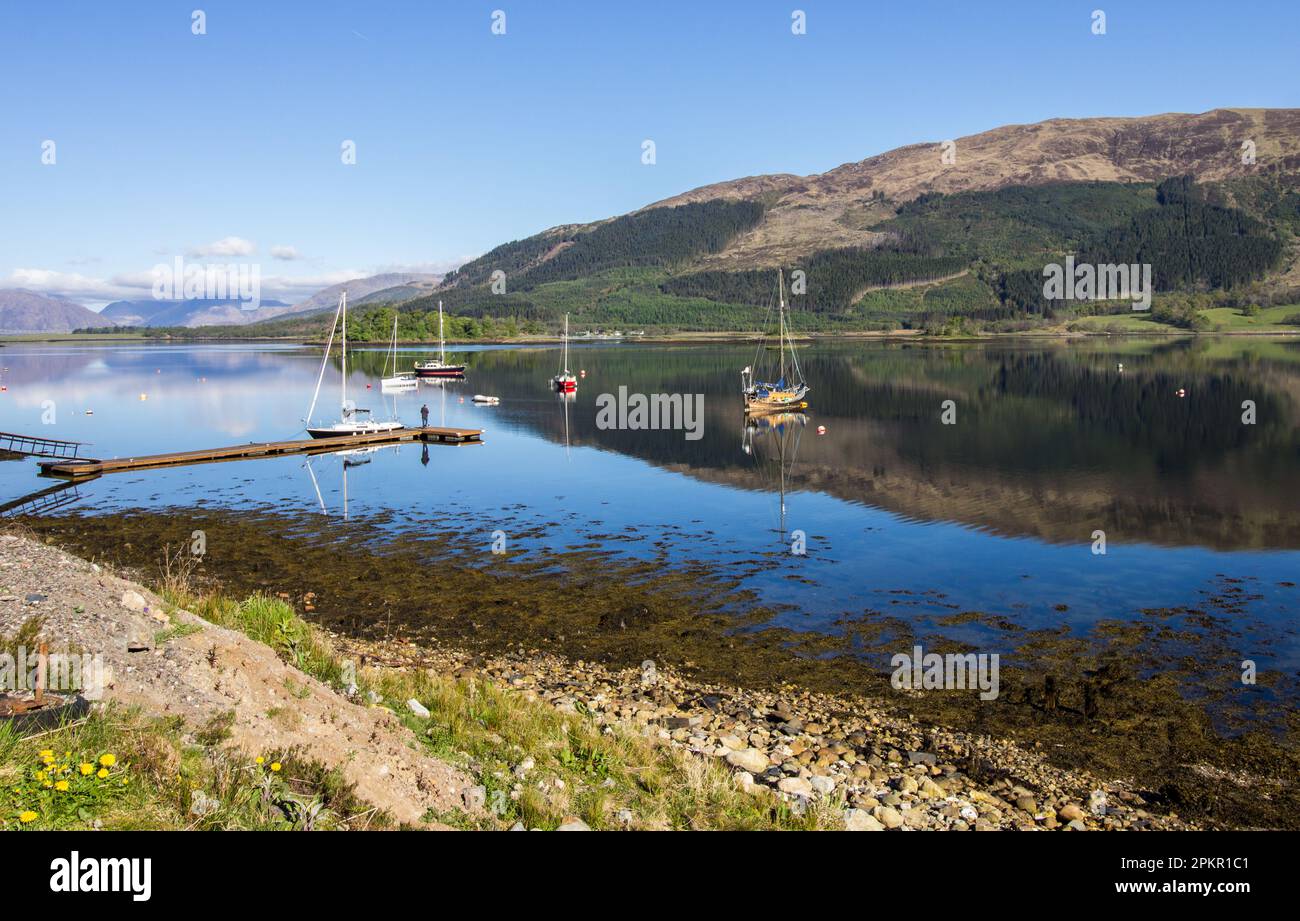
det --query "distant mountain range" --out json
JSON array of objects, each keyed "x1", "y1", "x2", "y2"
[
  {"x1": 0, "y1": 289, "x2": 105, "y2": 333},
  {"x1": 282, "y1": 273, "x2": 443, "y2": 317},
  {"x1": 99, "y1": 297, "x2": 292, "y2": 328},
  {"x1": 0, "y1": 272, "x2": 443, "y2": 333}
]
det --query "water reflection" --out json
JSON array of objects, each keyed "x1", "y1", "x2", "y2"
[{"x1": 0, "y1": 339, "x2": 1297, "y2": 671}]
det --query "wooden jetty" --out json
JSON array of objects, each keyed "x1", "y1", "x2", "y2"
[{"x1": 36, "y1": 426, "x2": 482, "y2": 481}]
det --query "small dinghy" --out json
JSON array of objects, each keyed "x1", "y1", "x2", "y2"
[{"x1": 472, "y1": 395, "x2": 501, "y2": 404}]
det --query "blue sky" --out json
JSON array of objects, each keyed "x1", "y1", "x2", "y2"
[{"x1": 1, "y1": 0, "x2": 1297, "y2": 306}]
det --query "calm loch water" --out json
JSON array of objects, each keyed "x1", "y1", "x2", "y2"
[{"x1": 1, "y1": 337, "x2": 1297, "y2": 693}]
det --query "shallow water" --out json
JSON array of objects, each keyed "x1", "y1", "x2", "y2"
[{"x1": 1, "y1": 337, "x2": 1297, "y2": 688}]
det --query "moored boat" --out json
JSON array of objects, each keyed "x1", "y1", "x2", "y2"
[
  {"x1": 551, "y1": 314, "x2": 577, "y2": 393},
  {"x1": 742, "y1": 270, "x2": 809, "y2": 415},
  {"x1": 381, "y1": 314, "x2": 418, "y2": 390},
  {"x1": 304, "y1": 292, "x2": 406, "y2": 438},
  {"x1": 414, "y1": 301, "x2": 466, "y2": 378}
]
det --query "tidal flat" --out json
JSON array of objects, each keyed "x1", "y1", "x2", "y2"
[{"x1": 21, "y1": 507, "x2": 1298, "y2": 829}]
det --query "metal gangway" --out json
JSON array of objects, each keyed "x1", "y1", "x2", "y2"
[{"x1": 0, "y1": 431, "x2": 90, "y2": 460}]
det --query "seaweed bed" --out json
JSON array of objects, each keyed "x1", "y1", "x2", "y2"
[{"x1": 19, "y1": 506, "x2": 1300, "y2": 829}]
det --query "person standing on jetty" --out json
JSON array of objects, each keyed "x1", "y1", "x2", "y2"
[{"x1": 420, "y1": 403, "x2": 429, "y2": 427}]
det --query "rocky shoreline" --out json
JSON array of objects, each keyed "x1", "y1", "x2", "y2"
[
  {"x1": 1, "y1": 528, "x2": 1198, "y2": 830},
  {"x1": 332, "y1": 632, "x2": 1194, "y2": 831}
]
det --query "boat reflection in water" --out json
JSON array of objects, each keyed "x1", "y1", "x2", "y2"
[
  {"x1": 742, "y1": 411, "x2": 807, "y2": 540},
  {"x1": 303, "y1": 444, "x2": 403, "y2": 521}
]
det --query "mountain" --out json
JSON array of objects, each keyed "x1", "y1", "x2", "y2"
[
  {"x1": 0, "y1": 289, "x2": 109, "y2": 334},
  {"x1": 100, "y1": 298, "x2": 291, "y2": 328},
  {"x1": 402, "y1": 107, "x2": 1299, "y2": 332},
  {"x1": 647, "y1": 107, "x2": 1300, "y2": 266},
  {"x1": 279, "y1": 273, "x2": 444, "y2": 317}
]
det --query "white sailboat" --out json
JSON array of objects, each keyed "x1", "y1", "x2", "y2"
[
  {"x1": 413, "y1": 301, "x2": 466, "y2": 378},
  {"x1": 381, "y1": 314, "x2": 417, "y2": 391},
  {"x1": 304, "y1": 292, "x2": 405, "y2": 438}
]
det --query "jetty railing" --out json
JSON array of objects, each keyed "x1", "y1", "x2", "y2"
[{"x1": 0, "y1": 431, "x2": 89, "y2": 460}]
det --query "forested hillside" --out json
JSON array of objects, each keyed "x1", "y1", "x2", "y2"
[{"x1": 150, "y1": 110, "x2": 1300, "y2": 338}]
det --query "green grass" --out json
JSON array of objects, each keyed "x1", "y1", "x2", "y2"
[
  {"x1": 1199, "y1": 304, "x2": 1300, "y2": 331},
  {"x1": 384, "y1": 667, "x2": 844, "y2": 831},
  {"x1": 0, "y1": 706, "x2": 389, "y2": 830},
  {"x1": 1070, "y1": 304, "x2": 1300, "y2": 334}
]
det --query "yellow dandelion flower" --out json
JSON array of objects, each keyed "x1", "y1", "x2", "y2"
[
  {"x1": 34, "y1": 770, "x2": 46, "y2": 782},
  {"x1": 99, "y1": 754, "x2": 117, "y2": 767},
  {"x1": 19, "y1": 811, "x2": 37, "y2": 823},
  {"x1": 80, "y1": 763, "x2": 94, "y2": 775},
  {"x1": 96, "y1": 768, "x2": 109, "y2": 779},
  {"x1": 255, "y1": 756, "x2": 265, "y2": 765},
  {"x1": 54, "y1": 780, "x2": 69, "y2": 792},
  {"x1": 270, "y1": 762, "x2": 282, "y2": 772},
  {"x1": 39, "y1": 750, "x2": 54, "y2": 760}
]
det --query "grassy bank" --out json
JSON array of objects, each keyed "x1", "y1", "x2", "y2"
[{"x1": 3, "y1": 560, "x2": 843, "y2": 831}]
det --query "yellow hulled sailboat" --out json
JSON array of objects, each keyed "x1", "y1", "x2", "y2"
[{"x1": 742, "y1": 270, "x2": 809, "y2": 414}]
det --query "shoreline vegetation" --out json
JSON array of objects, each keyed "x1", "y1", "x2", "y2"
[
  {"x1": 7, "y1": 520, "x2": 1296, "y2": 831},
  {"x1": 0, "y1": 530, "x2": 1206, "y2": 832},
  {"x1": 5, "y1": 320, "x2": 1300, "y2": 347}
]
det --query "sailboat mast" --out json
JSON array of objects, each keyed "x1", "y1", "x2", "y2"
[
  {"x1": 778, "y1": 270, "x2": 787, "y2": 384},
  {"x1": 389, "y1": 314, "x2": 398, "y2": 375},
  {"x1": 304, "y1": 292, "x2": 344, "y2": 423},
  {"x1": 438, "y1": 301, "x2": 446, "y2": 363},
  {"x1": 340, "y1": 291, "x2": 348, "y2": 413}
]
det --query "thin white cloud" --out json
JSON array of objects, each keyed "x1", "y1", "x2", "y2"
[
  {"x1": 270, "y1": 245, "x2": 302, "y2": 261},
  {"x1": 187, "y1": 236, "x2": 256, "y2": 258},
  {"x1": 5, "y1": 268, "x2": 152, "y2": 304}
]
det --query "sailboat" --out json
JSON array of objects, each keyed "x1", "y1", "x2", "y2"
[
  {"x1": 304, "y1": 292, "x2": 405, "y2": 438},
  {"x1": 414, "y1": 301, "x2": 466, "y2": 378},
  {"x1": 551, "y1": 314, "x2": 577, "y2": 393},
  {"x1": 381, "y1": 315, "x2": 417, "y2": 391},
  {"x1": 742, "y1": 270, "x2": 809, "y2": 415}
]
